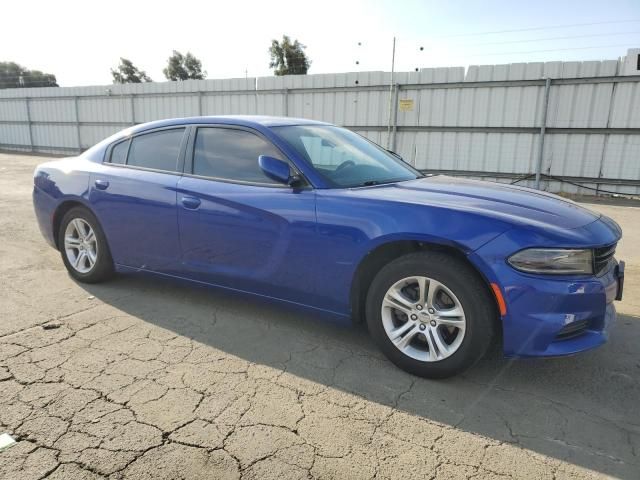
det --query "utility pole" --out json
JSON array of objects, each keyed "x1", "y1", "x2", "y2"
[
  {"x1": 386, "y1": 36, "x2": 396, "y2": 149},
  {"x1": 534, "y1": 77, "x2": 552, "y2": 190}
]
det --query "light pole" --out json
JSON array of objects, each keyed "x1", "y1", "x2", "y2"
[
  {"x1": 386, "y1": 36, "x2": 396, "y2": 149},
  {"x1": 355, "y1": 37, "x2": 397, "y2": 148}
]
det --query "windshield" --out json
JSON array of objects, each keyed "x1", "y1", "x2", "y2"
[{"x1": 272, "y1": 125, "x2": 422, "y2": 188}]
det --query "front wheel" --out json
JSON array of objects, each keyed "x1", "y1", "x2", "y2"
[
  {"x1": 58, "y1": 207, "x2": 114, "y2": 283},
  {"x1": 366, "y1": 252, "x2": 496, "y2": 378}
]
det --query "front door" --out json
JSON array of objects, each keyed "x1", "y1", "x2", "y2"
[{"x1": 176, "y1": 126, "x2": 318, "y2": 305}]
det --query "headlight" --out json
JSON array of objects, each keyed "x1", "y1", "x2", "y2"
[{"x1": 507, "y1": 248, "x2": 593, "y2": 275}]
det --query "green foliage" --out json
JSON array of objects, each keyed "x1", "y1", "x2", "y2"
[
  {"x1": 163, "y1": 51, "x2": 206, "y2": 81},
  {"x1": 269, "y1": 35, "x2": 311, "y2": 76},
  {"x1": 111, "y1": 58, "x2": 152, "y2": 84},
  {"x1": 0, "y1": 61, "x2": 58, "y2": 89}
]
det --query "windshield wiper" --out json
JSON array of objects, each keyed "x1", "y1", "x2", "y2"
[{"x1": 360, "y1": 178, "x2": 410, "y2": 187}]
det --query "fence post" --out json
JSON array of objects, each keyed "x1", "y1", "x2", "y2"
[
  {"x1": 391, "y1": 83, "x2": 400, "y2": 152},
  {"x1": 254, "y1": 78, "x2": 259, "y2": 114},
  {"x1": 129, "y1": 95, "x2": 135, "y2": 125},
  {"x1": 198, "y1": 91, "x2": 203, "y2": 116},
  {"x1": 74, "y1": 96, "x2": 82, "y2": 153},
  {"x1": 284, "y1": 88, "x2": 289, "y2": 116},
  {"x1": 535, "y1": 77, "x2": 552, "y2": 189},
  {"x1": 25, "y1": 97, "x2": 34, "y2": 152}
]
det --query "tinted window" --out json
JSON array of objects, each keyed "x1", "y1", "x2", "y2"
[
  {"x1": 127, "y1": 129, "x2": 185, "y2": 171},
  {"x1": 110, "y1": 139, "x2": 129, "y2": 164},
  {"x1": 193, "y1": 128, "x2": 284, "y2": 184}
]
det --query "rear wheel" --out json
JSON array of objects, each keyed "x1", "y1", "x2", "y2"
[
  {"x1": 58, "y1": 207, "x2": 114, "y2": 283},
  {"x1": 366, "y1": 251, "x2": 496, "y2": 378}
]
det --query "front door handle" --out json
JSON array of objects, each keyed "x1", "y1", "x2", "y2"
[
  {"x1": 181, "y1": 195, "x2": 201, "y2": 210},
  {"x1": 94, "y1": 179, "x2": 109, "y2": 190}
]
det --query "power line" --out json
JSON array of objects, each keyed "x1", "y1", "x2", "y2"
[
  {"x1": 472, "y1": 43, "x2": 638, "y2": 56},
  {"x1": 433, "y1": 19, "x2": 640, "y2": 38},
  {"x1": 452, "y1": 31, "x2": 640, "y2": 48}
]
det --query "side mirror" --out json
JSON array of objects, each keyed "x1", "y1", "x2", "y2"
[{"x1": 259, "y1": 155, "x2": 300, "y2": 186}]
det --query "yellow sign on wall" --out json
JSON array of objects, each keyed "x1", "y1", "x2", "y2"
[{"x1": 398, "y1": 99, "x2": 414, "y2": 112}]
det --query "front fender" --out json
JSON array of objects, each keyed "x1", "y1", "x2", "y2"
[{"x1": 315, "y1": 192, "x2": 513, "y2": 313}]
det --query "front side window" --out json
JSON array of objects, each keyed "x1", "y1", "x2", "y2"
[
  {"x1": 126, "y1": 128, "x2": 185, "y2": 172},
  {"x1": 272, "y1": 125, "x2": 421, "y2": 188},
  {"x1": 193, "y1": 128, "x2": 285, "y2": 184}
]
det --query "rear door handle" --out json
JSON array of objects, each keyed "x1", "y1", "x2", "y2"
[
  {"x1": 94, "y1": 179, "x2": 109, "y2": 190},
  {"x1": 181, "y1": 195, "x2": 201, "y2": 210}
]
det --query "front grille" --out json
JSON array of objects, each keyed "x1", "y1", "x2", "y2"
[
  {"x1": 594, "y1": 243, "x2": 616, "y2": 275},
  {"x1": 555, "y1": 319, "x2": 589, "y2": 341}
]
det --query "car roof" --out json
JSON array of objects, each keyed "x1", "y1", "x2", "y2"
[
  {"x1": 81, "y1": 115, "x2": 334, "y2": 163},
  {"x1": 129, "y1": 115, "x2": 331, "y2": 135}
]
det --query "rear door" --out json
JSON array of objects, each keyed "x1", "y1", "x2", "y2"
[
  {"x1": 176, "y1": 125, "x2": 319, "y2": 305},
  {"x1": 89, "y1": 127, "x2": 188, "y2": 272}
]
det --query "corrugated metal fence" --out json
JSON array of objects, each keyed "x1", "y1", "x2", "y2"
[{"x1": 1, "y1": 59, "x2": 639, "y2": 195}]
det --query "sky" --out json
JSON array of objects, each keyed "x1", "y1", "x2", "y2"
[{"x1": 2, "y1": 0, "x2": 640, "y2": 87}]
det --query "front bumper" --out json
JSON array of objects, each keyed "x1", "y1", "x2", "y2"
[
  {"x1": 471, "y1": 224, "x2": 623, "y2": 358},
  {"x1": 493, "y1": 260, "x2": 621, "y2": 358}
]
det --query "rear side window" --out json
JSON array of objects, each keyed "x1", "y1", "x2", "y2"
[
  {"x1": 193, "y1": 128, "x2": 285, "y2": 184},
  {"x1": 127, "y1": 128, "x2": 185, "y2": 172},
  {"x1": 110, "y1": 140, "x2": 129, "y2": 164}
]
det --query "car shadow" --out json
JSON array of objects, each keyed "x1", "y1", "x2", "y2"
[{"x1": 81, "y1": 272, "x2": 640, "y2": 479}]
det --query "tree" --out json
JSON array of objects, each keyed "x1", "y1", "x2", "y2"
[
  {"x1": 269, "y1": 35, "x2": 310, "y2": 75},
  {"x1": 163, "y1": 51, "x2": 206, "y2": 81},
  {"x1": 111, "y1": 58, "x2": 152, "y2": 84},
  {"x1": 0, "y1": 62, "x2": 58, "y2": 89}
]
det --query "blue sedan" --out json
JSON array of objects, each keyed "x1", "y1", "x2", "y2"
[{"x1": 32, "y1": 116, "x2": 624, "y2": 378}]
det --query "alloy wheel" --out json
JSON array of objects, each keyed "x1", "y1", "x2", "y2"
[
  {"x1": 64, "y1": 218, "x2": 98, "y2": 274},
  {"x1": 381, "y1": 276, "x2": 466, "y2": 362}
]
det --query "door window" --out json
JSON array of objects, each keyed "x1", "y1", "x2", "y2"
[
  {"x1": 193, "y1": 128, "x2": 285, "y2": 184},
  {"x1": 126, "y1": 128, "x2": 185, "y2": 171}
]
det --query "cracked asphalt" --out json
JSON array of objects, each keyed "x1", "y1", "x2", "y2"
[{"x1": 1, "y1": 152, "x2": 639, "y2": 480}]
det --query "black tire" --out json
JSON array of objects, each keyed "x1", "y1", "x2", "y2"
[
  {"x1": 365, "y1": 251, "x2": 496, "y2": 379},
  {"x1": 58, "y1": 206, "x2": 114, "y2": 283}
]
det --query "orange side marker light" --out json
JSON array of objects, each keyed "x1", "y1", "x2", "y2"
[{"x1": 490, "y1": 283, "x2": 507, "y2": 317}]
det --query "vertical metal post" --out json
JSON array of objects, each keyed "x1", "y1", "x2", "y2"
[
  {"x1": 254, "y1": 89, "x2": 259, "y2": 115},
  {"x1": 198, "y1": 91, "x2": 203, "y2": 116},
  {"x1": 386, "y1": 36, "x2": 396, "y2": 149},
  {"x1": 391, "y1": 83, "x2": 400, "y2": 151},
  {"x1": 25, "y1": 97, "x2": 34, "y2": 152},
  {"x1": 595, "y1": 64, "x2": 619, "y2": 196},
  {"x1": 74, "y1": 96, "x2": 82, "y2": 153},
  {"x1": 535, "y1": 77, "x2": 552, "y2": 189},
  {"x1": 254, "y1": 77, "x2": 259, "y2": 115},
  {"x1": 284, "y1": 88, "x2": 289, "y2": 116},
  {"x1": 129, "y1": 95, "x2": 135, "y2": 125}
]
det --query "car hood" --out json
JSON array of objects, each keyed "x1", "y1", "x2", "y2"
[{"x1": 348, "y1": 175, "x2": 601, "y2": 230}]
